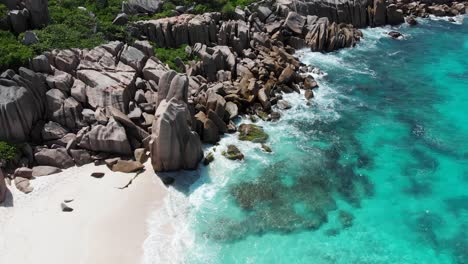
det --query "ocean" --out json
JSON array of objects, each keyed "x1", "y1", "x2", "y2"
[{"x1": 144, "y1": 16, "x2": 468, "y2": 264}]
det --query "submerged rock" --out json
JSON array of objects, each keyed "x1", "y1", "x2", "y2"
[
  {"x1": 406, "y1": 16, "x2": 418, "y2": 26},
  {"x1": 203, "y1": 152, "x2": 215, "y2": 165},
  {"x1": 223, "y1": 145, "x2": 244, "y2": 161},
  {"x1": 338, "y1": 210, "x2": 354, "y2": 228},
  {"x1": 261, "y1": 144, "x2": 272, "y2": 153},
  {"x1": 388, "y1": 31, "x2": 403, "y2": 39},
  {"x1": 238, "y1": 124, "x2": 269, "y2": 143}
]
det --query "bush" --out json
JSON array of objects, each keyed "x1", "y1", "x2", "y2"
[
  {"x1": 154, "y1": 44, "x2": 197, "y2": 72},
  {"x1": 0, "y1": 141, "x2": 17, "y2": 162},
  {"x1": 32, "y1": 24, "x2": 105, "y2": 53},
  {"x1": 0, "y1": 31, "x2": 34, "y2": 71}
]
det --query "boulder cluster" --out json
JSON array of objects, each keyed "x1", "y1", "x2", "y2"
[
  {"x1": 0, "y1": 0, "x2": 49, "y2": 34},
  {"x1": 277, "y1": 0, "x2": 467, "y2": 27},
  {"x1": 135, "y1": 8, "x2": 361, "y2": 53}
]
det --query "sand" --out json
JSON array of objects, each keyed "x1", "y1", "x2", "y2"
[{"x1": 0, "y1": 161, "x2": 169, "y2": 264}]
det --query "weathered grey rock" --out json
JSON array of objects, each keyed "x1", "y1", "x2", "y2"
[
  {"x1": 54, "y1": 49, "x2": 79, "y2": 73},
  {"x1": 70, "y1": 79, "x2": 87, "y2": 103},
  {"x1": 373, "y1": 0, "x2": 386, "y2": 26},
  {"x1": 79, "y1": 117, "x2": 132, "y2": 155},
  {"x1": 77, "y1": 45, "x2": 137, "y2": 112},
  {"x1": 31, "y1": 55, "x2": 53, "y2": 73},
  {"x1": 61, "y1": 202, "x2": 73, "y2": 212},
  {"x1": 46, "y1": 89, "x2": 83, "y2": 129},
  {"x1": 207, "y1": 109, "x2": 227, "y2": 134},
  {"x1": 14, "y1": 167, "x2": 33, "y2": 179},
  {"x1": 150, "y1": 98, "x2": 203, "y2": 171},
  {"x1": 46, "y1": 70, "x2": 74, "y2": 92},
  {"x1": 110, "y1": 160, "x2": 144, "y2": 173},
  {"x1": 0, "y1": 74, "x2": 46, "y2": 142},
  {"x1": 195, "y1": 111, "x2": 219, "y2": 144},
  {"x1": 9, "y1": 9, "x2": 29, "y2": 34},
  {"x1": 15, "y1": 177, "x2": 33, "y2": 194},
  {"x1": 277, "y1": 99, "x2": 292, "y2": 110},
  {"x1": 406, "y1": 16, "x2": 418, "y2": 26},
  {"x1": 120, "y1": 45, "x2": 147, "y2": 72},
  {"x1": 258, "y1": 88, "x2": 271, "y2": 110},
  {"x1": 284, "y1": 12, "x2": 305, "y2": 35},
  {"x1": 32, "y1": 166, "x2": 62, "y2": 177},
  {"x1": 22, "y1": 31, "x2": 39, "y2": 45},
  {"x1": 24, "y1": 0, "x2": 49, "y2": 28},
  {"x1": 69, "y1": 149, "x2": 93, "y2": 166},
  {"x1": 0, "y1": 169, "x2": 8, "y2": 203},
  {"x1": 113, "y1": 13, "x2": 129, "y2": 25},
  {"x1": 175, "y1": 5, "x2": 186, "y2": 13},
  {"x1": 42, "y1": 121, "x2": 68, "y2": 141},
  {"x1": 107, "y1": 107, "x2": 150, "y2": 141},
  {"x1": 257, "y1": 6, "x2": 272, "y2": 22},
  {"x1": 386, "y1": 4, "x2": 404, "y2": 25},
  {"x1": 225, "y1": 101, "x2": 238, "y2": 119},
  {"x1": 34, "y1": 147, "x2": 75, "y2": 169},
  {"x1": 134, "y1": 148, "x2": 148, "y2": 163},
  {"x1": 124, "y1": 0, "x2": 163, "y2": 14},
  {"x1": 133, "y1": 40, "x2": 154, "y2": 57},
  {"x1": 234, "y1": 6, "x2": 246, "y2": 20},
  {"x1": 278, "y1": 65, "x2": 295, "y2": 84}
]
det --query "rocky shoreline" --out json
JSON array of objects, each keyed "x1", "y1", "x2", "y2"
[{"x1": 0, "y1": 0, "x2": 467, "y2": 202}]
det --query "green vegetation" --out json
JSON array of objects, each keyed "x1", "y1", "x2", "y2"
[
  {"x1": 154, "y1": 44, "x2": 197, "y2": 72},
  {"x1": 0, "y1": 141, "x2": 17, "y2": 162},
  {"x1": 0, "y1": 31, "x2": 34, "y2": 71}
]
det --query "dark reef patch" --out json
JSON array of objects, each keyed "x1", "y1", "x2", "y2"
[
  {"x1": 204, "y1": 139, "x2": 374, "y2": 241},
  {"x1": 444, "y1": 196, "x2": 468, "y2": 217}
]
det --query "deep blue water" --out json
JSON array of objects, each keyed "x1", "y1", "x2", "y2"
[{"x1": 157, "y1": 17, "x2": 468, "y2": 264}]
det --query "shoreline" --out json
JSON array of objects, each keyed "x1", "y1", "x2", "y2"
[
  {"x1": 0, "y1": 162, "x2": 171, "y2": 264},
  {"x1": 0, "y1": 4, "x2": 466, "y2": 264}
]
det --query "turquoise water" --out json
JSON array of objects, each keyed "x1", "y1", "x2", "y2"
[{"x1": 182, "y1": 17, "x2": 468, "y2": 264}]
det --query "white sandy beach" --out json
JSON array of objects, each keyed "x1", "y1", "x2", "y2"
[{"x1": 0, "y1": 162, "x2": 172, "y2": 264}]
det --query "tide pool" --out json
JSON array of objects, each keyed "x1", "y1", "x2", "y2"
[{"x1": 154, "y1": 17, "x2": 468, "y2": 264}]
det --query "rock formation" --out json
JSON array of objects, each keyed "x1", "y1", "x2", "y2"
[
  {"x1": 0, "y1": 68, "x2": 46, "y2": 142},
  {"x1": 149, "y1": 72, "x2": 203, "y2": 171},
  {"x1": 1, "y1": 0, "x2": 49, "y2": 33},
  {"x1": 0, "y1": 168, "x2": 7, "y2": 203}
]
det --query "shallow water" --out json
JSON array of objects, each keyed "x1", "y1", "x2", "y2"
[{"x1": 147, "y1": 17, "x2": 468, "y2": 264}]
